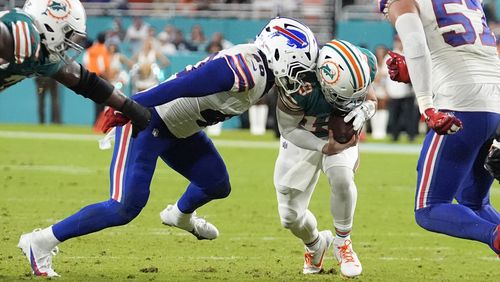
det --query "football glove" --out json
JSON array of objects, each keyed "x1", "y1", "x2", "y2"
[
  {"x1": 485, "y1": 142, "x2": 500, "y2": 182},
  {"x1": 386, "y1": 50, "x2": 411, "y2": 84},
  {"x1": 344, "y1": 100, "x2": 376, "y2": 131},
  {"x1": 98, "y1": 107, "x2": 130, "y2": 134},
  {"x1": 423, "y1": 108, "x2": 463, "y2": 135}
]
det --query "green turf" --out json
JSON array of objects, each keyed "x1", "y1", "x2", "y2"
[{"x1": 0, "y1": 125, "x2": 498, "y2": 281}]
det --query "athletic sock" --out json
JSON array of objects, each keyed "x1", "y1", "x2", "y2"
[{"x1": 33, "y1": 226, "x2": 60, "y2": 251}]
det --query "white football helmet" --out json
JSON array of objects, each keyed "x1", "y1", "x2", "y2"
[
  {"x1": 255, "y1": 17, "x2": 318, "y2": 94},
  {"x1": 23, "y1": 0, "x2": 86, "y2": 62},
  {"x1": 316, "y1": 40, "x2": 371, "y2": 113}
]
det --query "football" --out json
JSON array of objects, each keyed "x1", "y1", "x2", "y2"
[{"x1": 328, "y1": 113, "x2": 356, "y2": 144}]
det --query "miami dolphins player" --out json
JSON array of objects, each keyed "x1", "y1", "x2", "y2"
[
  {"x1": 380, "y1": 0, "x2": 500, "y2": 256},
  {"x1": 273, "y1": 39, "x2": 377, "y2": 277},
  {"x1": 0, "y1": 0, "x2": 150, "y2": 131},
  {"x1": 17, "y1": 17, "x2": 318, "y2": 277}
]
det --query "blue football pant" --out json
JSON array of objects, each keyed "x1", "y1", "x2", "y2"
[
  {"x1": 414, "y1": 111, "x2": 500, "y2": 251},
  {"x1": 52, "y1": 111, "x2": 230, "y2": 242}
]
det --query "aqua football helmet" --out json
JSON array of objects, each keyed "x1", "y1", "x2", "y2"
[
  {"x1": 316, "y1": 40, "x2": 371, "y2": 113},
  {"x1": 255, "y1": 17, "x2": 318, "y2": 94},
  {"x1": 23, "y1": 0, "x2": 86, "y2": 62}
]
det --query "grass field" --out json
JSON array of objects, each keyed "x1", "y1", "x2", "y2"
[{"x1": 0, "y1": 124, "x2": 498, "y2": 281}]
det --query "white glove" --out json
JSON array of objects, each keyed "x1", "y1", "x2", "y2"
[{"x1": 343, "y1": 100, "x2": 376, "y2": 131}]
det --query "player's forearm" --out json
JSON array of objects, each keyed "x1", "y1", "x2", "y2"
[
  {"x1": 277, "y1": 108, "x2": 326, "y2": 152},
  {"x1": 132, "y1": 58, "x2": 235, "y2": 107},
  {"x1": 394, "y1": 12, "x2": 433, "y2": 113}
]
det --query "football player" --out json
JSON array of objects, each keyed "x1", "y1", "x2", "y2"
[
  {"x1": 17, "y1": 17, "x2": 319, "y2": 277},
  {"x1": 0, "y1": 0, "x2": 150, "y2": 131},
  {"x1": 274, "y1": 39, "x2": 377, "y2": 277},
  {"x1": 380, "y1": 0, "x2": 500, "y2": 255},
  {"x1": 485, "y1": 123, "x2": 500, "y2": 182}
]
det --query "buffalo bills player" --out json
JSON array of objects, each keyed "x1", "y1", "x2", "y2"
[
  {"x1": 17, "y1": 17, "x2": 319, "y2": 277},
  {"x1": 0, "y1": 0, "x2": 150, "y2": 131},
  {"x1": 485, "y1": 123, "x2": 500, "y2": 182},
  {"x1": 380, "y1": 0, "x2": 500, "y2": 255}
]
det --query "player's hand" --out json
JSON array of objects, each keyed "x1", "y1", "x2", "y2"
[
  {"x1": 386, "y1": 50, "x2": 411, "y2": 84},
  {"x1": 344, "y1": 101, "x2": 375, "y2": 131},
  {"x1": 322, "y1": 130, "x2": 358, "y2": 156},
  {"x1": 423, "y1": 108, "x2": 463, "y2": 135},
  {"x1": 98, "y1": 107, "x2": 130, "y2": 133},
  {"x1": 119, "y1": 99, "x2": 151, "y2": 137},
  {"x1": 485, "y1": 142, "x2": 500, "y2": 182}
]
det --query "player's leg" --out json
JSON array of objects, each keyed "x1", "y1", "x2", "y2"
[
  {"x1": 158, "y1": 130, "x2": 230, "y2": 240},
  {"x1": 456, "y1": 125, "x2": 500, "y2": 224},
  {"x1": 18, "y1": 114, "x2": 166, "y2": 276},
  {"x1": 323, "y1": 145, "x2": 361, "y2": 277},
  {"x1": 414, "y1": 112, "x2": 500, "y2": 254},
  {"x1": 274, "y1": 137, "x2": 332, "y2": 274}
]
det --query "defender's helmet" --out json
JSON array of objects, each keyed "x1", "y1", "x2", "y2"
[
  {"x1": 316, "y1": 40, "x2": 371, "y2": 113},
  {"x1": 255, "y1": 17, "x2": 318, "y2": 94},
  {"x1": 23, "y1": 0, "x2": 86, "y2": 62}
]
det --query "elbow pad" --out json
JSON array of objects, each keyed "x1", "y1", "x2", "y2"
[{"x1": 69, "y1": 65, "x2": 114, "y2": 104}]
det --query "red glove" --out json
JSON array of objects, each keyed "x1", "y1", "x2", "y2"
[
  {"x1": 96, "y1": 107, "x2": 130, "y2": 133},
  {"x1": 386, "y1": 50, "x2": 411, "y2": 83},
  {"x1": 423, "y1": 108, "x2": 463, "y2": 135}
]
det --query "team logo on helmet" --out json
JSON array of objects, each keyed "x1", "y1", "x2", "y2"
[
  {"x1": 272, "y1": 25, "x2": 309, "y2": 49},
  {"x1": 43, "y1": 0, "x2": 71, "y2": 20},
  {"x1": 319, "y1": 60, "x2": 340, "y2": 84}
]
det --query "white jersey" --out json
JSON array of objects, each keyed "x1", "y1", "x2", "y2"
[
  {"x1": 380, "y1": 0, "x2": 500, "y2": 113},
  {"x1": 154, "y1": 44, "x2": 273, "y2": 138}
]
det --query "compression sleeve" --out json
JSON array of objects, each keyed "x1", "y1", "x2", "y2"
[
  {"x1": 395, "y1": 12, "x2": 434, "y2": 113},
  {"x1": 132, "y1": 57, "x2": 235, "y2": 107},
  {"x1": 277, "y1": 108, "x2": 327, "y2": 152}
]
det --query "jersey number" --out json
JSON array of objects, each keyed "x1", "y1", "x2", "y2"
[{"x1": 432, "y1": 0, "x2": 496, "y2": 47}]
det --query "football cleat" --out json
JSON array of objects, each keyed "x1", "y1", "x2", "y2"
[
  {"x1": 303, "y1": 230, "x2": 334, "y2": 274},
  {"x1": 333, "y1": 238, "x2": 362, "y2": 277},
  {"x1": 17, "y1": 230, "x2": 59, "y2": 277},
  {"x1": 160, "y1": 204, "x2": 219, "y2": 240}
]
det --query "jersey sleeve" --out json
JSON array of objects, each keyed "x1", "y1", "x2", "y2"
[
  {"x1": 357, "y1": 47, "x2": 377, "y2": 82},
  {"x1": 223, "y1": 54, "x2": 256, "y2": 93},
  {"x1": 2, "y1": 10, "x2": 41, "y2": 65}
]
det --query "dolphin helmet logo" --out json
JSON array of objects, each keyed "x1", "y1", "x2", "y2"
[
  {"x1": 272, "y1": 25, "x2": 309, "y2": 49},
  {"x1": 43, "y1": 0, "x2": 71, "y2": 20}
]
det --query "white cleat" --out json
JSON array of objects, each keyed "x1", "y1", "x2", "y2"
[
  {"x1": 334, "y1": 238, "x2": 362, "y2": 277},
  {"x1": 303, "y1": 230, "x2": 334, "y2": 274},
  {"x1": 17, "y1": 230, "x2": 59, "y2": 277},
  {"x1": 160, "y1": 204, "x2": 219, "y2": 240}
]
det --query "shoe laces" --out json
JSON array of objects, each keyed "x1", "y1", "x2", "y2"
[{"x1": 337, "y1": 239, "x2": 355, "y2": 264}]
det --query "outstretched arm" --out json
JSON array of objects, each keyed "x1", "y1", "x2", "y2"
[
  {"x1": 52, "y1": 61, "x2": 150, "y2": 132},
  {"x1": 131, "y1": 57, "x2": 235, "y2": 107}
]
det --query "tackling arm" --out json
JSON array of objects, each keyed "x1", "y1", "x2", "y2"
[
  {"x1": 132, "y1": 57, "x2": 235, "y2": 107},
  {"x1": 52, "y1": 61, "x2": 151, "y2": 132}
]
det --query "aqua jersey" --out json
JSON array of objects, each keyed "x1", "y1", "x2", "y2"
[
  {"x1": 0, "y1": 9, "x2": 63, "y2": 91},
  {"x1": 279, "y1": 45, "x2": 377, "y2": 138}
]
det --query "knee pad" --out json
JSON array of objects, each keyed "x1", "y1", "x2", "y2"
[
  {"x1": 278, "y1": 205, "x2": 300, "y2": 229},
  {"x1": 203, "y1": 178, "x2": 231, "y2": 200},
  {"x1": 326, "y1": 166, "x2": 354, "y2": 193},
  {"x1": 105, "y1": 200, "x2": 143, "y2": 226}
]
